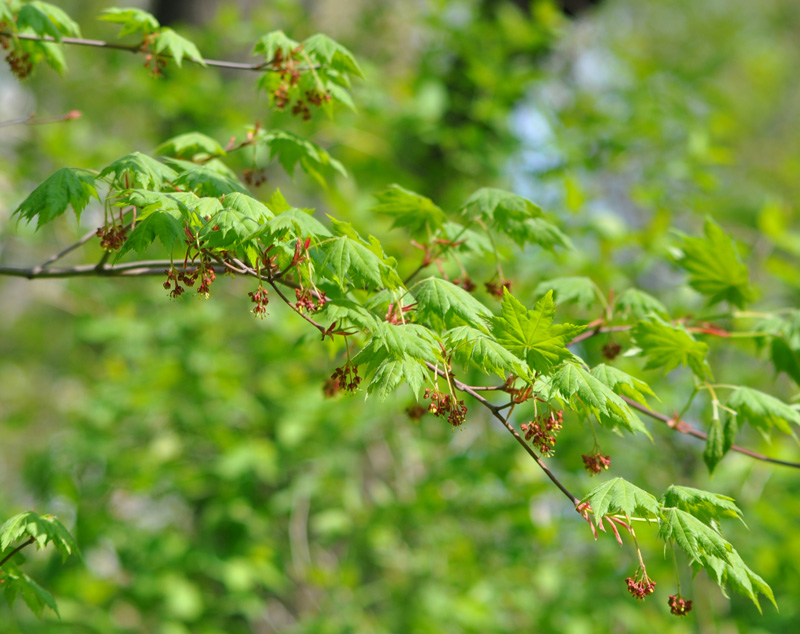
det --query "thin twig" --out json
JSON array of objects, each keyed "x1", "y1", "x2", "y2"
[
  {"x1": 1, "y1": 32, "x2": 313, "y2": 72},
  {"x1": 425, "y1": 362, "x2": 580, "y2": 505},
  {"x1": 0, "y1": 110, "x2": 81, "y2": 128},
  {"x1": 35, "y1": 227, "x2": 100, "y2": 269},
  {"x1": 622, "y1": 396, "x2": 800, "y2": 469},
  {"x1": 0, "y1": 537, "x2": 35, "y2": 568}
]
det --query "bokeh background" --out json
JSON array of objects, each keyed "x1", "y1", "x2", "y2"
[{"x1": 2, "y1": 0, "x2": 800, "y2": 631}]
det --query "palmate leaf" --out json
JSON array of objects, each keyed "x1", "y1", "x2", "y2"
[
  {"x1": 99, "y1": 152, "x2": 177, "y2": 190},
  {"x1": 551, "y1": 363, "x2": 649, "y2": 435},
  {"x1": 302, "y1": 33, "x2": 364, "y2": 78},
  {"x1": 632, "y1": 316, "x2": 710, "y2": 379},
  {"x1": 461, "y1": 188, "x2": 553, "y2": 248},
  {"x1": 2, "y1": 563, "x2": 60, "y2": 618},
  {"x1": 658, "y1": 507, "x2": 732, "y2": 563},
  {"x1": 16, "y1": 1, "x2": 79, "y2": 39},
  {"x1": 353, "y1": 323, "x2": 441, "y2": 399},
  {"x1": 252, "y1": 30, "x2": 300, "y2": 61},
  {"x1": 522, "y1": 218, "x2": 572, "y2": 251},
  {"x1": 320, "y1": 235, "x2": 393, "y2": 290},
  {"x1": 660, "y1": 485, "x2": 744, "y2": 525},
  {"x1": 371, "y1": 185, "x2": 447, "y2": 235},
  {"x1": 534, "y1": 276, "x2": 599, "y2": 309},
  {"x1": 0, "y1": 511, "x2": 78, "y2": 561},
  {"x1": 615, "y1": 288, "x2": 668, "y2": 319},
  {"x1": 168, "y1": 158, "x2": 247, "y2": 197},
  {"x1": 153, "y1": 27, "x2": 205, "y2": 67},
  {"x1": 489, "y1": 290, "x2": 584, "y2": 374},
  {"x1": 255, "y1": 129, "x2": 346, "y2": 184},
  {"x1": 14, "y1": 168, "x2": 98, "y2": 228},
  {"x1": 581, "y1": 477, "x2": 660, "y2": 525},
  {"x1": 156, "y1": 132, "x2": 226, "y2": 160},
  {"x1": 589, "y1": 364, "x2": 656, "y2": 406},
  {"x1": 261, "y1": 208, "x2": 332, "y2": 242},
  {"x1": 413, "y1": 277, "x2": 493, "y2": 330},
  {"x1": 99, "y1": 8, "x2": 160, "y2": 38},
  {"x1": 727, "y1": 386, "x2": 800, "y2": 436},
  {"x1": 115, "y1": 210, "x2": 185, "y2": 260},
  {"x1": 444, "y1": 326, "x2": 528, "y2": 379},
  {"x1": 675, "y1": 218, "x2": 756, "y2": 308},
  {"x1": 703, "y1": 549, "x2": 777, "y2": 612}
]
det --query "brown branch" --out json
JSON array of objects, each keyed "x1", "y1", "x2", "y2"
[
  {"x1": 0, "y1": 537, "x2": 35, "y2": 568},
  {"x1": 622, "y1": 396, "x2": 800, "y2": 470},
  {"x1": 568, "y1": 324, "x2": 631, "y2": 346},
  {"x1": 0, "y1": 110, "x2": 81, "y2": 128},
  {"x1": 425, "y1": 362, "x2": 580, "y2": 505},
  {"x1": 1, "y1": 32, "x2": 310, "y2": 72}
]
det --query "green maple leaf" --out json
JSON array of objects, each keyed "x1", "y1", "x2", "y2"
[
  {"x1": 153, "y1": 27, "x2": 205, "y2": 67},
  {"x1": 156, "y1": 132, "x2": 226, "y2": 160},
  {"x1": 727, "y1": 386, "x2": 800, "y2": 436},
  {"x1": 14, "y1": 168, "x2": 98, "y2": 228},
  {"x1": 551, "y1": 363, "x2": 650, "y2": 435},
  {"x1": 371, "y1": 185, "x2": 446, "y2": 235},
  {"x1": 658, "y1": 507, "x2": 732, "y2": 563},
  {"x1": 660, "y1": 485, "x2": 744, "y2": 525},
  {"x1": 489, "y1": 289, "x2": 584, "y2": 373},
  {"x1": 581, "y1": 477, "x2": 661, "y2": 525},
  {"x1": 615, "y1": 288, "x2": 668, "y2": 319},
  {"x1": 99, "y1": 152, "x2": 177, "y2": 190},
  {"x1": 444, "y1": 326, "x2": 528, "y2": 379},
  {"x1": 302, "y1": 33, "x2": 364, "y2": 78},
  {"x1": 632, "y1": 316, "x2": 711, "y2": 379},
  {"x1": 99, "y1": 8, "x2": 159, "y2": 38},
  {"x1": 534, "y1": 276, "x2": 599, "y2": 309},
  {"x1": 676, "y1": 218, "x2": 756, "y2": 308},
  {"x1": 413, "y1": 277, "x2": 492, "y2": 330}
]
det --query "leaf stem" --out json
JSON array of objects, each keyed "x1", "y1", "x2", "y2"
[{"x1": 0, "y1": 537, "x2": 35, "y2": 569}]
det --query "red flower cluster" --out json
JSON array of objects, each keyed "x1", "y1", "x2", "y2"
[
  {"x1": 295, "y1": 287, "x2": 327, "y2": 313},
  {"x1": 485, "y1": 280, "x2": 512, "y2": 298},
  {"x1": 96, "y1": 223, "x2": 129, "y2": 252},
  {"x1": 452, "y1": 277, "x2": 476, "y2": 293},
  {"x1": 602, "y1": 341, "x2": 622, "y2": 360},
  {"x1": 163, "y1": 263, "x2": 216, "y2": 299},
  {"x1": 626, "y1": 571, "x2": 656, "y2": 600},
  {"x1": 248, "y1": 285, "x2": 269, "y2": 318},
  {"x1": 424, "y1": 388, "x2": 467, "y2": 427},
  {"x1": 668, "y1": 594, "x2": 693, "y2": 616},
  {"x1": 521, "y1": 410, "x2": 563, "y2": 455},
  {"x1": 582, "y1": 451, "x2": 611, "y2": 475},
  {"x1": 330, "y1": 363, "x2": 361, "y2": 393}
]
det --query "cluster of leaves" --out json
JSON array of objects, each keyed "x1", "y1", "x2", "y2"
[
  {"x1": 0, "y1": 512, "x2": 78, "y2": 618},
  {"x1": 583, "y1": 479, "x2": 775, "y2": 611}
]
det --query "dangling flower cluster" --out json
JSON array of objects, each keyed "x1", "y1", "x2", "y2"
[
  {"x1": 484, "y1": 280, "x2": 512, "y2": 298},
  {"x1": 424, "y1": 388, "x2": 467, "y2": 427},
  {"x1": 141, "y1": 37, "x2": 167, "y2": 77},
  {"x1": 582, "y1": 451, "x2": 611, "y2": 475},
  {"x1": 5, "y1": 47, "x2": 32, "y2": 79},
  {"x1": 521, "y1": 410, "x2": 563, "y2": 455},
  {"x1": 452, "y1": 277, "x2": 476, "y2": 293},
  {"x1": 96, "y1": 223, "x2": 129, "y2": 251},
  {"x1": 668, "y1": 593, "x2": 693, "y2": 616},
  {"x1": 248, "y1": 285, "x2": 269, "y2": 318},
  {"x1": 405, "y1": 404, "x2": 427, "y2": 422},
  {"x1": 295, "y1": 287, "x2": 327, "y2": 313},
  {"x1": 626, "y1": 568, "x2": 656, "y2": 601},
  {"x1": 162, "y1": 263, "x2": 216, "y2": 299},
  {"x1": 330, "y1": 363, "x2": 361, "y2": 393},
  {"x1": 602, "y1": 341, "x2": 622, "y2": 360}
]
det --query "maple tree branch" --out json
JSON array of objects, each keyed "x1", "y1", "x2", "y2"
[
  {"x1": 0, "y1": 537, "x2": 35, "y2": 569},
  {"x1": 425, "y1": 362, "x2": 580, "y2": 505},
  {"x1": 0, "y1": 109, "x2": 81, "y2": 128},
  {"x1": 0, "y1": 31, "x2": 310, "y2": 72},
  {"x1": 622, "y1": 395, "x2": 800, "y2": 469}
]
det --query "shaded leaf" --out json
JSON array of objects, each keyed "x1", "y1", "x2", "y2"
[
  {"x1": 13, "y1": 168, "x2": 97, "y2": 228},
  {"x1": 632, "y1": 316, "x2": 710, "y2": 379},
  {"x1": 413, "y1": 277, "x2": 493, "y2": 330},
  {"x1": 675, "y1": 218, "x2": 756, "y2": 308},
  {"x1": 371, "y1": 185, "x2": 446, "y2": 235}
]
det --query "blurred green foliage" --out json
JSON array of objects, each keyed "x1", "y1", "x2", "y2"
[{"x1": 2, "y1": 0, "x2": 800, "y2": 632}]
